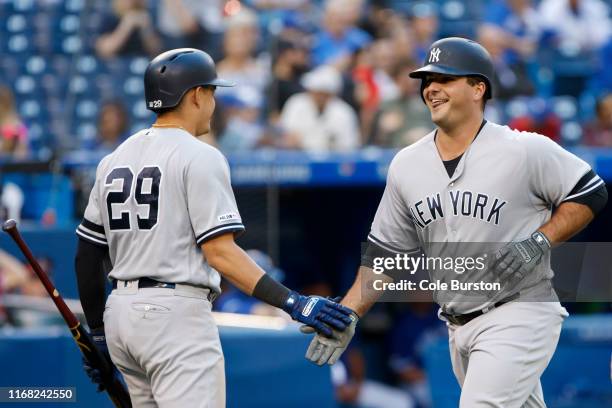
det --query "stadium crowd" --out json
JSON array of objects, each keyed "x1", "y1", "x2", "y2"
[
  {"x1": 1, "y1": 1, "x2": 611, "y2": 407},
  {"x1": 0, "y1": 0, "x2": 610, "y2": 160}
]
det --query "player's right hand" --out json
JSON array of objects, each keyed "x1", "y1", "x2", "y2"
[
  {"x1": 283, "y1": 292, "x2": 355, "y2": 337},
  {"x1": 82, "y1": 328, "x2": 120, "y2": 392},
  {"x1": 300, "y1": 312, "x2": 359, "y2": 366}
]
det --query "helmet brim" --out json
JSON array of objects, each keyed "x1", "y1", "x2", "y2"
[
  {"x1": 207, "y1": 78, "x2": 235, "y2": 87},
  {"x1": 409, "y1": 64, "x2": 478, "y2": 79}
]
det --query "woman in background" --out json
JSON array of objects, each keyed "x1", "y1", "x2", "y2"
[{"x1": 0, "y1": 86, "x2": 28, "y2": 159}]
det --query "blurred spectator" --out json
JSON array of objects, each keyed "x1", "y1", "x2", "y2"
[
  {"x1": 0, "y1": 250, "x2": 29, "y2": 325},
  {"x1": 332, "y1": 343, "x2": 414, "y2": 408},
  {"x1": 95, "y1": 0, "x2": 162, "y2": 59},
  {"x1": 216, "y1": 8, "x2": 269, "y2": 100},
  {"x1": 591, "y1": 37, "x2": 612, "y2": 92},
  {"x1": 388, "y1": 303, "x2": 446, "y2": 408},
  {"x1": 371, "y1": 39, "x2": 400, "y2": 103},
  {"x1": 538, "y1": 0, "x2": 611, "y2": 97},
  {"x1": 351, "y1": 44, "x2": 380, "y2": 142},
  {"x1": 408, "y1": 1, "x2": 439, "y2": 63},
  {"x1": 10, "y1": 258, "x2": 63, "y2": 327},
  {"x1": 478, "y1": 27, "x2": 536, "y2": 100},
  {"x1": 156, "y1": 0, "x2": 225, "y2": 60},
  {"x1": 280, "y1": 65, "x2": 360, "y2": 152},
  {"x1": 369, "y1": 60, "x2": 433, "y2": 148},
  {"x1": 310, "y1": 0, "x2": 372, "y2": 69},
  {"x1": 584, "y1": 93, "x2": 612, "y2": 146},
  {"x1": 387, "y1": 15, "x2": 419, "y2": 66},
  {"x1": 215, "y1": 250, "x2": 289, "y2": 318},
  {"x1": 0, "y1": 181, "x2": 24, "y2": 224},
  {"x1": 218, "y1": 89, "x2": 271, "y2": 152},
  {"x1": 508, "y1": 98, "x2": 562, "y2": 142},
  {"x1": 479, "y1": 0, "x2": 540, "y2": 65},
  {"x1": 265, "y1": 38, "x2": 310, "y2": 120},
  {"x1": 0, "y1": 85, "x2": 29, "y2": 159},
  {"x1": 93, "y1": 101, "x2": 129, "y2": 154}
]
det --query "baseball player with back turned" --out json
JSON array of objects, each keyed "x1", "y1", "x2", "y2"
[
  {"x1": 74, "y1": 48, "x2": 355, "y2": 407},
  {"x1": 303, "y1": 38, "x2": 607, "y2": 407}
]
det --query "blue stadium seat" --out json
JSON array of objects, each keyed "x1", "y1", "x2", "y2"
[
  {"x1": 74, "y1": 99, "x2": 99, "y2": 120},
  {"x1": 14, "y1": 75, "x2": 38, "y2": 95},
  {"x1": 24, "y1": 55, "x2": 49, "y2": 75},
  {"x1": 26, "y1": 121, "x2": 46, "y2": 149},
  {"x1": 55, "y1": 14, "x2": 80, "y2": 35},
  {"x1": 505, "y1": 98, "x2": 530, "y2": 120},
  {"x1": 62, "y1": 0, "x2": 86, "y2": 13},
  {"x1": 131, "y1": 100, "x2": 153, "y2": 120},
  {"x1": 5, "y1": 14, "x2": 29, "y2": 34},
  {"x1": 123, "y1": 76, "x2": 144, "y2": 96},
  {"x1": 75, "y1": 55, "x2": 104, "y2": 75},
  {"x1": 68, "y1": 75, "x2": 92, "y2": 96},
  {"x1": 7, "y1": 0, "x2": 36, "y2": 15},
  {"x1": 128, "y1": 57, "x2": 149, "y2": 75},
  {"x1": 19, "y1": 99, "x2": 48, "y2": 122},
  {"x1": 526, "y1": 97, "x2": 550, "y2": 120},
  {"x1": 74, "y1": 122, "x2": 98, "y2": 144},
  {"x1": 439, "y1": 0, "x2": 467, "y2": 20},
  {"x1": 4, "y1": 34, "x2": 35, "y2": 54},
  {"x1": 551, "y1": 96, "x2": 579, "y2": 121},
  {"x1": 484, "y1": 103, "x2": 504, "y2": 124},
  {"x1": 560, "y1": 121, "x2": 583, "y2": 145},
  {"x1": 66, "y1": 34, "x2": 83, "y2": 54}
]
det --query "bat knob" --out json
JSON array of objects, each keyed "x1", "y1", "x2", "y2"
[{"x1": 2, "y1": 219, "x2": 17, "y2": 232}]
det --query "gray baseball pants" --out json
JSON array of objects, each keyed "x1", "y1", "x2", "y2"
[
  {"x1": 447, "y1": 301, "x2": 568, "y2": 408},
  {"x1": 103, "y1": 281, "x2": 225, "y2": 408}
]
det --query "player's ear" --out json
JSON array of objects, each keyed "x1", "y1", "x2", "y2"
[
  {"x1": 473, "y1": 81, "x2": 486, "y2": 102},
  {"x1": 192, "y1": 87, "x2": 202, "y2": 109}
]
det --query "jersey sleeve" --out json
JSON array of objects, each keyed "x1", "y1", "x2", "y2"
[
  {"x1": 368, "y1": 157, "x2": 420, "y2": 253},
  {"x1": 186, "y1": 148, "x2": 245, "y2": 246},
  {"x1": 76, "y1": 169, "x2": 108, "y2": 247},
  {"x1": 524, "y1": 133, "x2": 595, "y2": 207}
]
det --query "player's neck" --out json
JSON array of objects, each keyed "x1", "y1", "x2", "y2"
[
  {"x1": 435, "y1": 114, "x2": 484, "y2": 160},
  {"x1": 153, "y1": 113, "x2": 196, "y2": 136}
]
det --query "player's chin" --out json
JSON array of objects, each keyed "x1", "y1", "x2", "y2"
[{"x1": 429, "y1": 104, "x2": 449, "y2": 123}]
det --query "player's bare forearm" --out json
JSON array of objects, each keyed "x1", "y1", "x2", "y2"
[
  {"x1": 201, "y1": 233, "x2": 265, "y2": 295},
  {"x1": 341, "y1": 266, "x2": 391, "y2": 317},
  {"x1": 538, "y1": 202, "x2": 594, "y2": 245}
]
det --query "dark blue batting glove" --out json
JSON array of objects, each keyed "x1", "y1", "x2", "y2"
[
  {"x1": 82, "y1": 328, "x2": 119, "y2": 392},
  {"x1": 282, "y1": 292, "x2": 355, "y2": 337}
]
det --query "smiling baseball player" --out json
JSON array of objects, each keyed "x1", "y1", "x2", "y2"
[
  {"x1": 303, "y1": 38, "x2": 607, "y2": 407},
  {"x1": 74, "y1": 48, "x2": 354, "y2": 407}
]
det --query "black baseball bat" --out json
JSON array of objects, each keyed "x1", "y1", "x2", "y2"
[{"x1": 2, "y1": 219, "x2": 131, "y2": 408}]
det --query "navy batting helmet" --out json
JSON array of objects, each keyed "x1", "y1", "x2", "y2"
[
  {"x1": 144, "y1": 48, "x2": 234, "y2": 112},
  {"x1": 409, "y1": 37, "x2": 495, "y2": 101}
]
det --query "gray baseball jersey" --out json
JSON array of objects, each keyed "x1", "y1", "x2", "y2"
[
  {"x1": 368, "y1": 121, "x2": 601, "y2": 313},
  {"x1": 76, "y1": 127, "x2": 244, "y2": 294}
]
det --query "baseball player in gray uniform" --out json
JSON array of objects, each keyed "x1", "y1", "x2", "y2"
[
  {"x1": 302, "y1": 38, "x2": 607, "y2": 407},
  {"x1": 74, "y1": 48, "x2": 355, "y2": 407}
]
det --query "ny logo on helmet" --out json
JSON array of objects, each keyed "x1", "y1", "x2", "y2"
[{"x1": 429, "y1": 48, "x2": 441, "y2": 63}]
